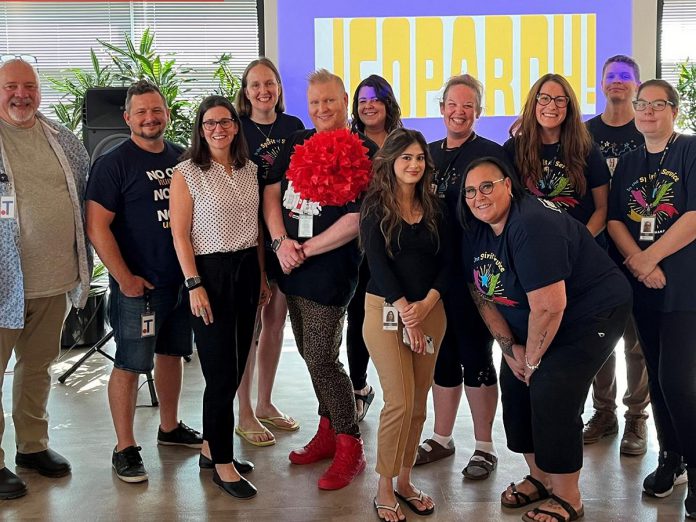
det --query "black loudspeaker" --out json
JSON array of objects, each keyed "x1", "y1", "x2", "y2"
[{"x1": 82, "y1": 87, "x2": 130, "y2": 163}]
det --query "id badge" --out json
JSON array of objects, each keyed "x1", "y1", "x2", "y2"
[
  {"x1": 0, "y1": 195, "x2": 16, "y2": 219},
  {"x1": 639, "y1": 216, "x2": 656, "y2": 242},
  {"x1": 141, "y1": 312, "x2": 156, "y2": 338},
  {"x1": 298, "y1": 214, "x2": 314, "y2": 238},
  {"x1": 383, "y1": 304, "x2": 398, "y2": 331}
]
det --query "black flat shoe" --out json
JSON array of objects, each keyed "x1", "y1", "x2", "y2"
[
  {"x1": 212, "y1": 470, "x2": 257, "y2": 499},
  {"x1": 0, "y1": 467, "x2": 27, "y2": 500},
  {"x1": 15, "y1": 449, "x2": 71, "y2": 478},
  {"x1": 199, "y1": 454, "x2": 254, "y2": 474}
]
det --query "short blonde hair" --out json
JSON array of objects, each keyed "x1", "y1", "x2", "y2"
[{"x1": 307, "y1": 68, "x2": 346, "y2": 94}]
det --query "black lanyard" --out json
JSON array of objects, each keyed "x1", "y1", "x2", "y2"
[
  {"x1": 644, "y1": 132, "x2": 677, "y2": 211},
  {"x1": 438, "y1": 132, "x2": 477, "y2": 178}
]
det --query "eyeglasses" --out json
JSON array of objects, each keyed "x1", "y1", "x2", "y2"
[
  {"x1": 202, "y1": 118, "x2": 236, "y2": 131},
  {"x1": 0, "y1": 54, "x2": 37, "y2": 64},
  {"x1": 632, "y1": 99, "x2": 675, "y2": 112},
  {"x1": 463, "y1": 178, "x2": 506, "y2": 199},
  {"x1": 536, "y1": 93, "x2": 569, "y2": 108}
]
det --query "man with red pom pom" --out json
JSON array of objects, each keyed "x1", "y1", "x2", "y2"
[{"x1": 263, "y1": 69, "x2": 378, "y2": 490}]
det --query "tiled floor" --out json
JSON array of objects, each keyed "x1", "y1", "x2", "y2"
[{"x1": 0, "y1": 332, "x2": 689, "y2": 521}]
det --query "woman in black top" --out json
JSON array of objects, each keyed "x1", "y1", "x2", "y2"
[
  {"x1": 347, "y1": 74, "x2": 404, "y2": 421},
  {"x1": 234, "y1": 58, "x2": 304, "y2": 445},
  {"x1": 461, "y1": 156, "x2": 631, "y2": 522},
  {"x1": 505, "y1": 73, "x2": 610, "y2": 238},
  {"x1": 608, "y1": 80, "x2": 696, "y2": 515},
  {"x1": 361, "y1": 128, "x2": 449, "y2": 520}
]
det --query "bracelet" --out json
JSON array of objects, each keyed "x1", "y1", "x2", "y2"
[
  {"x1": 525, "y1": 354, "x2": 541, "y2": 371},
  {"x1": 187, "y1": 282, "x2": 203, "y2": 291}
]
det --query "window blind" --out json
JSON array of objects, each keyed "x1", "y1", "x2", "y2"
[{"x1": 660, "y1": 0, "x2": 696, "y2": 85}]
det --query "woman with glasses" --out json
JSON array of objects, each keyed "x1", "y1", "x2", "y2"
[
  {"x1": 416, "y1": 74, "x2": 511, "y2": 483},
  {"x1": 170, "y1": 95, "x2": 271, "y2": 499},
  {"x1": 234, "y1": 58, "x2": 304, "y2": 447},
  {"x1": 360, "y1": 128, "x2": 448, "y2": 520},
  {"x1": 460, "y1": 156, "x2": 631, "y2": 522},
  {"x1": 504, "y1": 74, "x2": 611, "y2": 241},
  {"x1": 608, "y1": 80, "x2": 696, "y2": 516},
  {"x1": 347, "y1": 75, "x2": 404, "y2": 422}
]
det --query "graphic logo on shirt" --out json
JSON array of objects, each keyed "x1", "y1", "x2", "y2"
[
  {"x1": 525, "y1": 158, "x2": 579, "y2": 209},
  {"x1": 433, "y1": 167, "x2": 461, "y2": 199},
  {"x1": 252, "y1": 138, "x2": 283, "y2": 181},
  {"x1": 626, "y1": 169, "x2": 680, "y2": 232},
  {"x1": 472, "y1": 252, "x2": 519, "y2": 307},
  {"x1": 283, "y1": 180, "x2": 322, "y2": 218},
  {"x1": 146, "y1": 166, "x2": 175, "y2": 229},
  {"x1": 598, "y1": 140, "x2": 641, "y2": 175}
]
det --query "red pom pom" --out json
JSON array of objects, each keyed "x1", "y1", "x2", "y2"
[{"x1": 286, "y1": 129, "x2": 372, "y2": 206}]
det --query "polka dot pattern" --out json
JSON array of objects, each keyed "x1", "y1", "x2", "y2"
[{"x1": 176, "y1": 159, "x2": 259, "y2": 255}]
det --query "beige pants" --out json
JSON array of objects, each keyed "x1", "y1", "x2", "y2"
[
  {"x1": 363, "y1": 293, "x2": 446, "y2": 477},
  {"x1": 0, "y1": 294, "x2": 68, "y2": 468},
  {"x1": 592, "y1": 313, "x2": 650, "y2": 418}
]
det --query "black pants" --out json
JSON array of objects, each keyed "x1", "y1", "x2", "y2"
[
  {"x1": 346, "y1": 259, "x2": 370, "y2": 390},
  {"x1": 191, "y1": 249, "x2": 259, "y2": 464},
  {"x1": 501, "y1": 301, "x2": 631, "y2": 473},
  {"x1": 633, "y1": 307, "x2": 696, "y2": 465}
]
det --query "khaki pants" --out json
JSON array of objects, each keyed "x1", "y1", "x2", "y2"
[
  {"x1": 0, "y1": 294, "x2": 68, "y2": 468},
  {"x1": 363, "y1": 293, "x2": 446, "y2": 477},
  {"x1": 592, "y1": 313, "x2": 650, "y2": 419}
]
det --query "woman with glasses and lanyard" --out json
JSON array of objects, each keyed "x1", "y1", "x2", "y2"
[
  {"x1": 504, "y1": 74, "x2": 611, "y2": 244},
  {"x1": 460, "y1": 156, "x2": 631, "y2": 522},
  {"x1": 608, "y1": 80, "x2": 696, "y2": 516},
  {"x1": 416, "y1": 74, "x2": 512, "y2": 482},
  {"x1": 170, "y1": 95, "x2": 271, "y2": 499}
]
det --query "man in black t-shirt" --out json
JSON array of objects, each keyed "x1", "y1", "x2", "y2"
[
  {"x1": 584, "y1": 55, "x2": 650, "y2": 456},
  {"x1": 264, "y1": 69, "x2": 377, "y2": 491},
  {"x1": 86, "y1": 81, "x2": 202, "y2": 484}
]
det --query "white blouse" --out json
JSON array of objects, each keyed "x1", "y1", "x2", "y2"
[{"x1": 177, "y1": 158, "x2": 259, "y2": 255}]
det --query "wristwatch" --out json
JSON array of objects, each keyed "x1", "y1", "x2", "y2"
[
  {"x1": 271, "y1": 234, "x2": 287, "y2": 253},
  {"x1": 184, "y1": 275, "x2": 202, "y2": 290}
]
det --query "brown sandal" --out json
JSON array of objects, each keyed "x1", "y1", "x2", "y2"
[
  {"x1": 501, "y1": 475, "x2": 551, "y2": 508},
  {"x1": 521, "y1": 494, "x2": 584, "y2": 522}
]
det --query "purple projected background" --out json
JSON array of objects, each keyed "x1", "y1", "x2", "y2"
[{"x1": 276, "y1": 0, "x2": 633, "y2": 144}]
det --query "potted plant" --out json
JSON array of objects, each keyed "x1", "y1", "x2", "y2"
[{"x1": 676, "y1": 59, "x2": 696, "y2": 134}]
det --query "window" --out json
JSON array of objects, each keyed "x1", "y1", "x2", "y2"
[
  {"x1": 0, "y1": 1, "x2": 260, "y2": 117},
  {"x1": 659, "y1": 0, "x2": 696, "y2": 85}
]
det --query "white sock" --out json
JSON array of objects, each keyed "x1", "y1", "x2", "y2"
[
  {"x1": 475, "y1": 440, "x2": 497, "y2": 457},
  {"x1": 431, "y1": 433, "x2": 454, "y2": 448}
]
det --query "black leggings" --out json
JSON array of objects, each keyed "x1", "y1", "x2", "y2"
[
  {"x1": 633, "y1": 307, "x2": 696, "y2": 465},
  {"x1": 501, "y1": 301, "x2": 631, "y2": 473},
  {"x1": 191, "y1": 249, "x2": 259, "y2": 464},
  {"x1": 346, "y1": 259, "x2": 370, "y2": 390}
]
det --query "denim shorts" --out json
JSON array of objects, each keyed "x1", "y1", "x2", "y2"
[{"x1": 109, "y1": 278, "x2": 193, "y2": 373}]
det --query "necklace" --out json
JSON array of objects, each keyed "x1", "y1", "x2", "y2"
[{"x1": 253, "y1": 119, "x2": 276, "y2": 146}]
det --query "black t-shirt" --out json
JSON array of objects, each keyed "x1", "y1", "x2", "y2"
[
  {"x1": 361, "y1": 204, "x2": 451, "y2": 303},
  {"x1": 586, "y1": 114, "x2": 644, "y2": 175},
  {"x1": 608, "y1": 134, "x2": 696, "y2": 312},
  {"x1": 428, "y1": 135, "x2": 512, "y2": 294},
  {"x1": 241, "y1": 113, "x2": 305, "y2": 185},
  {"x1": 503, "y1": 138, "x2": 610, "y2": 225},
  {"x1": 463, "y1": 196, "x2": 631, "y2": 342},
  {"x1": 266, "y1": 129, "x2": 379, "y2": 307},
  {"x1": 86, "y1": 139, "x2": 184, "y2": 288}
]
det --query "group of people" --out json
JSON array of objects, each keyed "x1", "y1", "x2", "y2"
[{"x1": 0, "y1": 51, "x2": 694, "y2": 522}]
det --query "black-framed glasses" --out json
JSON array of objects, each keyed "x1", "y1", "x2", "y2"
[
  {"x1": 463, "y1": 178, "x2": 506, "y2": 199},
  {"x1": 0, "y1": 54, "x2": 37, "y2": 64},
  {"x1": 202, "y1": 118, "x2": 236, "y2": 131},
  {"x1": 632, "y1": 99, "x2": 675, "y2": 112},
  {"x1": 536, "y1": 93, "x2": 569, "y2": 108}
]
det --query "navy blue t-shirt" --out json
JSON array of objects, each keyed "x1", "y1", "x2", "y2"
[
  {"x1": 585, "y1": 115, "x2": 644, "y2": 175},
  {"x1": 608, "y1": 134, "x2": 696, "y2": 312},
  {"x1": 86, "y1": 139, "x2": 184, "y2": 288},
  {"x1": 504, "y1": 138, "x2": 610, "y2": 226},
  {"x1": 463, "y1": 196, "x2": 631, "y2": 342},
  {"x1": 266, "y1": 129, "x2": 378, "y2": 307},
  {"x1": 241, "y1": 112, "x2": 305, "y2": 186}
]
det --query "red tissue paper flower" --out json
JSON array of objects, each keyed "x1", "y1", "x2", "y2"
[{"x1": 286, "y1": 128, "x2": 373, "y2": 207}]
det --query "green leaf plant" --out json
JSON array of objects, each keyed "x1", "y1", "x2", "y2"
[{"x1": 676, "y1": 59, "x2": 696, "y2": 134}]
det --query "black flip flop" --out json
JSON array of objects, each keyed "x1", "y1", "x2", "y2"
[
  {"x1": 356, "y1": 386, "x2": 375, "y2": 422},
  {"x1": 521, "y1": 494, "x2": 584, "y2": 522},
  {"x1": 394, "y1": 489, "x2": 435, "y2": 516}
]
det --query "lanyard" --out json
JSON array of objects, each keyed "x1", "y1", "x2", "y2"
[
  {"x1": 437, "y1": 132, "x2": 477, "y2": 179},
  {"x1": 643, "y1": 132, "x2": 677, "y2": 211}
]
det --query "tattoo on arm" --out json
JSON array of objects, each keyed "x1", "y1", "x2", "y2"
[
  {"x1": 468, "y1": 284, "x2": 515, "y2": 357},
  {"x1": 536, "y1": 330, "x2": 548, "y2": 351},
  {"x1": 468, "y1": 284, "x2": 493, "y2": 310},
  {"x1": 495, "y1": 334, "x2": 514, "y2": 357}
]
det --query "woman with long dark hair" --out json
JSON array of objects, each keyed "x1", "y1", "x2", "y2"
[
  {"x1": 361, "y1": 128, "x2": 449, "y2": 520},
  {"x1": 347, "y1": 74, "x2": 404, "y2": 422},
  {"x1": 170, "y1": 95, "x2": 270, "y2": 499},
  {"x1": 234, "y1": 57, "x2": 304, "y2": 446}
]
